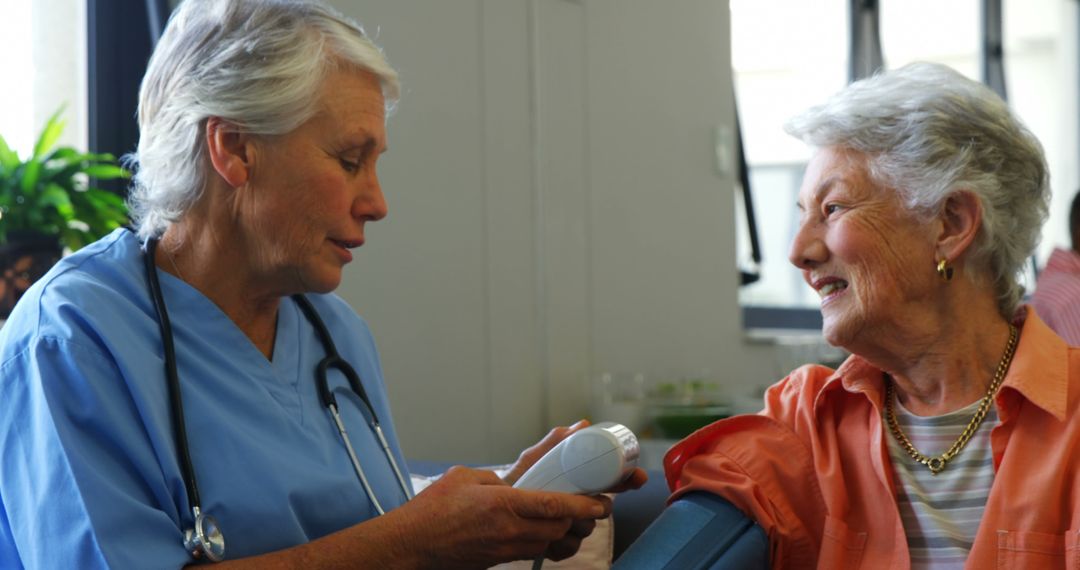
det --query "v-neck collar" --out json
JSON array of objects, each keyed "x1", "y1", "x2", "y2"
[{"x1": 154, "y1": 270, "x2": 306, "y2": 418}]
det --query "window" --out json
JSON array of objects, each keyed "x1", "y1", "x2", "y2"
[
  {"x1": 0, "y1": 0, "x2": 36, "y2": 156},
  {"x1": 732, "y1": 0, "x2": 848, "y2": 312},
  {"x1": 0, "y1": 0, "x2": 88, "y2": 157}
]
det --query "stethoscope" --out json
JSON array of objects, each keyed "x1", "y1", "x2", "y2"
[{"x1": 143, "y1": 237, "x2": 414, "y2": 562}]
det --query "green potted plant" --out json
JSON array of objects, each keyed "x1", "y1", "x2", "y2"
[{"x1": 0, "y1": 109, "x2": 129, "y2": 318}]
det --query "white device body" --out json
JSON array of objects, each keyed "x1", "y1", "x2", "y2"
[{"x1": 512, "y1": 422, "x2": 639, "y2": 494}]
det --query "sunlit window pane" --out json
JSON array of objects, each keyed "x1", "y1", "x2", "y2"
[
  {"x1": 0, "y1": 0, "x2": 36, "y2": 157},
  {"x1": 732, "y1": 0, "x2": 847, "y2": 309},
  {"x1": 1003, "y1": 0, "x2": 1077, "y2": 262},
  {"x1": 880, "y1": 0, "x2": 980, "y2": 77}
]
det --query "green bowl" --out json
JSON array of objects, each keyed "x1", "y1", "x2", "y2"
[{"x1": 650, "y1": 405, "x2": 729, "y2": 439}]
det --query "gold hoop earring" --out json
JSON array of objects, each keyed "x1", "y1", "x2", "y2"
[{"x1": 937, "y1": 258, "x2": 954, "y2": 282}]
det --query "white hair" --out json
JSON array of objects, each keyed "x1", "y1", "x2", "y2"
[
  {"x1": 785, "y1": 62, "x2": 1049, "y2": 317},
  {"x1": 126, "y1": 0, "x2": 399, "y2": 240}
]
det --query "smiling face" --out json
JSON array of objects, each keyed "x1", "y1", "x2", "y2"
[
  {"x1": 788, "y1": 147, "x2": 940, "y2": 349},
  {"x1": 239, "y1": 68, "x2": 388, "y2": 295}
]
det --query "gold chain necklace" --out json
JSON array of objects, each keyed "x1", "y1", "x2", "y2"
[{"x1": 884, "y1": 324, "x2": 1018, "y2": 475}]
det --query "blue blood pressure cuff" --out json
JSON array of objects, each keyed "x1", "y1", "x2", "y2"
[{"x1": 613, "y1": 492, "x2": 768, "y2": 570}]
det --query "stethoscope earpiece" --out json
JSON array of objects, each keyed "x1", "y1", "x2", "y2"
[{"x1": 184, "y1": 507, "x2": 225, "y2": 562}]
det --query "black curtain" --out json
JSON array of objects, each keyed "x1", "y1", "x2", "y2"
[
  {"x1": 87, "y1": 0, "x2": 171, "y2": 193},
  {"x1": 981, "y1": 0, "x2": 1007, "y2": 100},
  {"x1": 849, "y1": 0, "x2": 883, "y2": 82}
]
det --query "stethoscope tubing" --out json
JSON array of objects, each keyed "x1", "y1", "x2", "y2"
[
  {"x1": 144, "y1": 238, "x2": 203, "y2": 509},
  {"x1": 143, "y1": 236, "x2": 412, "y2": 561},
  {"x1": 293, "y1": 293, "x2": 415, "y2": 513}
]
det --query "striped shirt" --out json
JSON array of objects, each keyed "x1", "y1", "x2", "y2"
[
  {"x1": 1031, "y1": 247, "x2": 1080, "y2": 346},
  {"x1": 886, "y1": 397, "x2": 998, "y2": 569}
]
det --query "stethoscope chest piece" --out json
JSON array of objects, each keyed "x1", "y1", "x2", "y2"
[{"x1": 184, "y1": 506, "x2": 225, "y2": 562}]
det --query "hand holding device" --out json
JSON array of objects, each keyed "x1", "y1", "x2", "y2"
[{"x1": 513, "y1": 422, "x2": 639, "y2": 494}]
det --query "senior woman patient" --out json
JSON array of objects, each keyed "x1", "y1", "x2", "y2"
[
  {"x1": 0, "y1": 0, "x2": 645, "y2": 568},
  {"x1": 664, "y1": 63, "x2": 1079, "y2": 568}
]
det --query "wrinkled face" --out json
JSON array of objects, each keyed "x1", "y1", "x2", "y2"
[
  {"x1": 788, "y1": 147, "x2": 938, "y2": 349},
  {"x1": 241, "y1": 68, "x2": 388, "y2": 295}
]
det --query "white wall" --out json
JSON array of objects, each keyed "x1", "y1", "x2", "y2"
[{"x1": 331, "y1": 0, "x2": 777, "y2": 464}]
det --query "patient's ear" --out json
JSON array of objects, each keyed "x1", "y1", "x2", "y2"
[
  {"x1": 205, "y1": 117, "x2": 253, "y2": 188},
  {"x1": 935, "y1": 189, "x2": 982, "y2": 262}
]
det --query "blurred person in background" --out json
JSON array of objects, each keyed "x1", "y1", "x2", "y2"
[{"x1": 1030, "y1": 190, "x2": 1080, "y2": 345}]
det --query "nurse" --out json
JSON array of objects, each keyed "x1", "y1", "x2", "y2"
[{"x1": 0, "y1": 0, "x2": 642, "y2": 568}]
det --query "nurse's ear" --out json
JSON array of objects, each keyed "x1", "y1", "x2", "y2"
[{"x1": 205, "y1": 117, "x2": 254, "y2": 189}]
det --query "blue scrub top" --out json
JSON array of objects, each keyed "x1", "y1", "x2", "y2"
[{"x1": 0, "y1": 229, "x2": 412, "y2": 569}]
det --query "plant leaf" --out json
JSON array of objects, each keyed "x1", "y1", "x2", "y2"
[
  {"x1": 40, "y1": 183, "x2": 76, "y2": 221},
  {"x1": 83, "y1": 164, "x2": 130, "y2": 180},
  {"x1": 2, "y1": 105, "x2": 130, "y2": 248},
  {"x1": 19, "y1": 159, "x2": 42, "y2": 194},
  {"x1": 40, "y1": 162, "x2": 88, "y2": 189},
  {"x1": 32, "y1": 108, "x2": 66, "y2": 160},
  {"x1": 0, "y1": 133, "x2": 19, "y2": 171},
  {"x1": 47, "y1": 147, "x2": 79, "y2": 161},
  {"x1": 69, "y1": 189, "x2": 129, "y2": 236},
  {"x1": 84, "y1": 188, "x2": 126, "y2": 209},
  {"x1": 61, "y1": 227, "x2": 87, "y2": 251},
  {"x1": 46, "y1": 148, "x2": 115, "y2": 165}
]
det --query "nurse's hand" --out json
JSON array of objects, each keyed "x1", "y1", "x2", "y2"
[
  {"x1": 222, "y1": 423, "x2": 644, "y2": 569},
  {"x1": 400, "y1": 466, "x2": 612, "y2": 568},
  {"x1": 200, "y1": 466, "x2": 607, "y2": 570}
]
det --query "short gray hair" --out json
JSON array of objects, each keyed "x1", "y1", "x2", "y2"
[
  {"x1": 127, "y1": 0, "x2": 399, "y2": 240},
  {"x1": 785, "y1": 62, "x2": 1049, "y2": 317}
]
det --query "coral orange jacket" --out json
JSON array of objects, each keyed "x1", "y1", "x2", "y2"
[{"x1": 665, "y1": 307, "x2": 1080, "y2": 569}]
